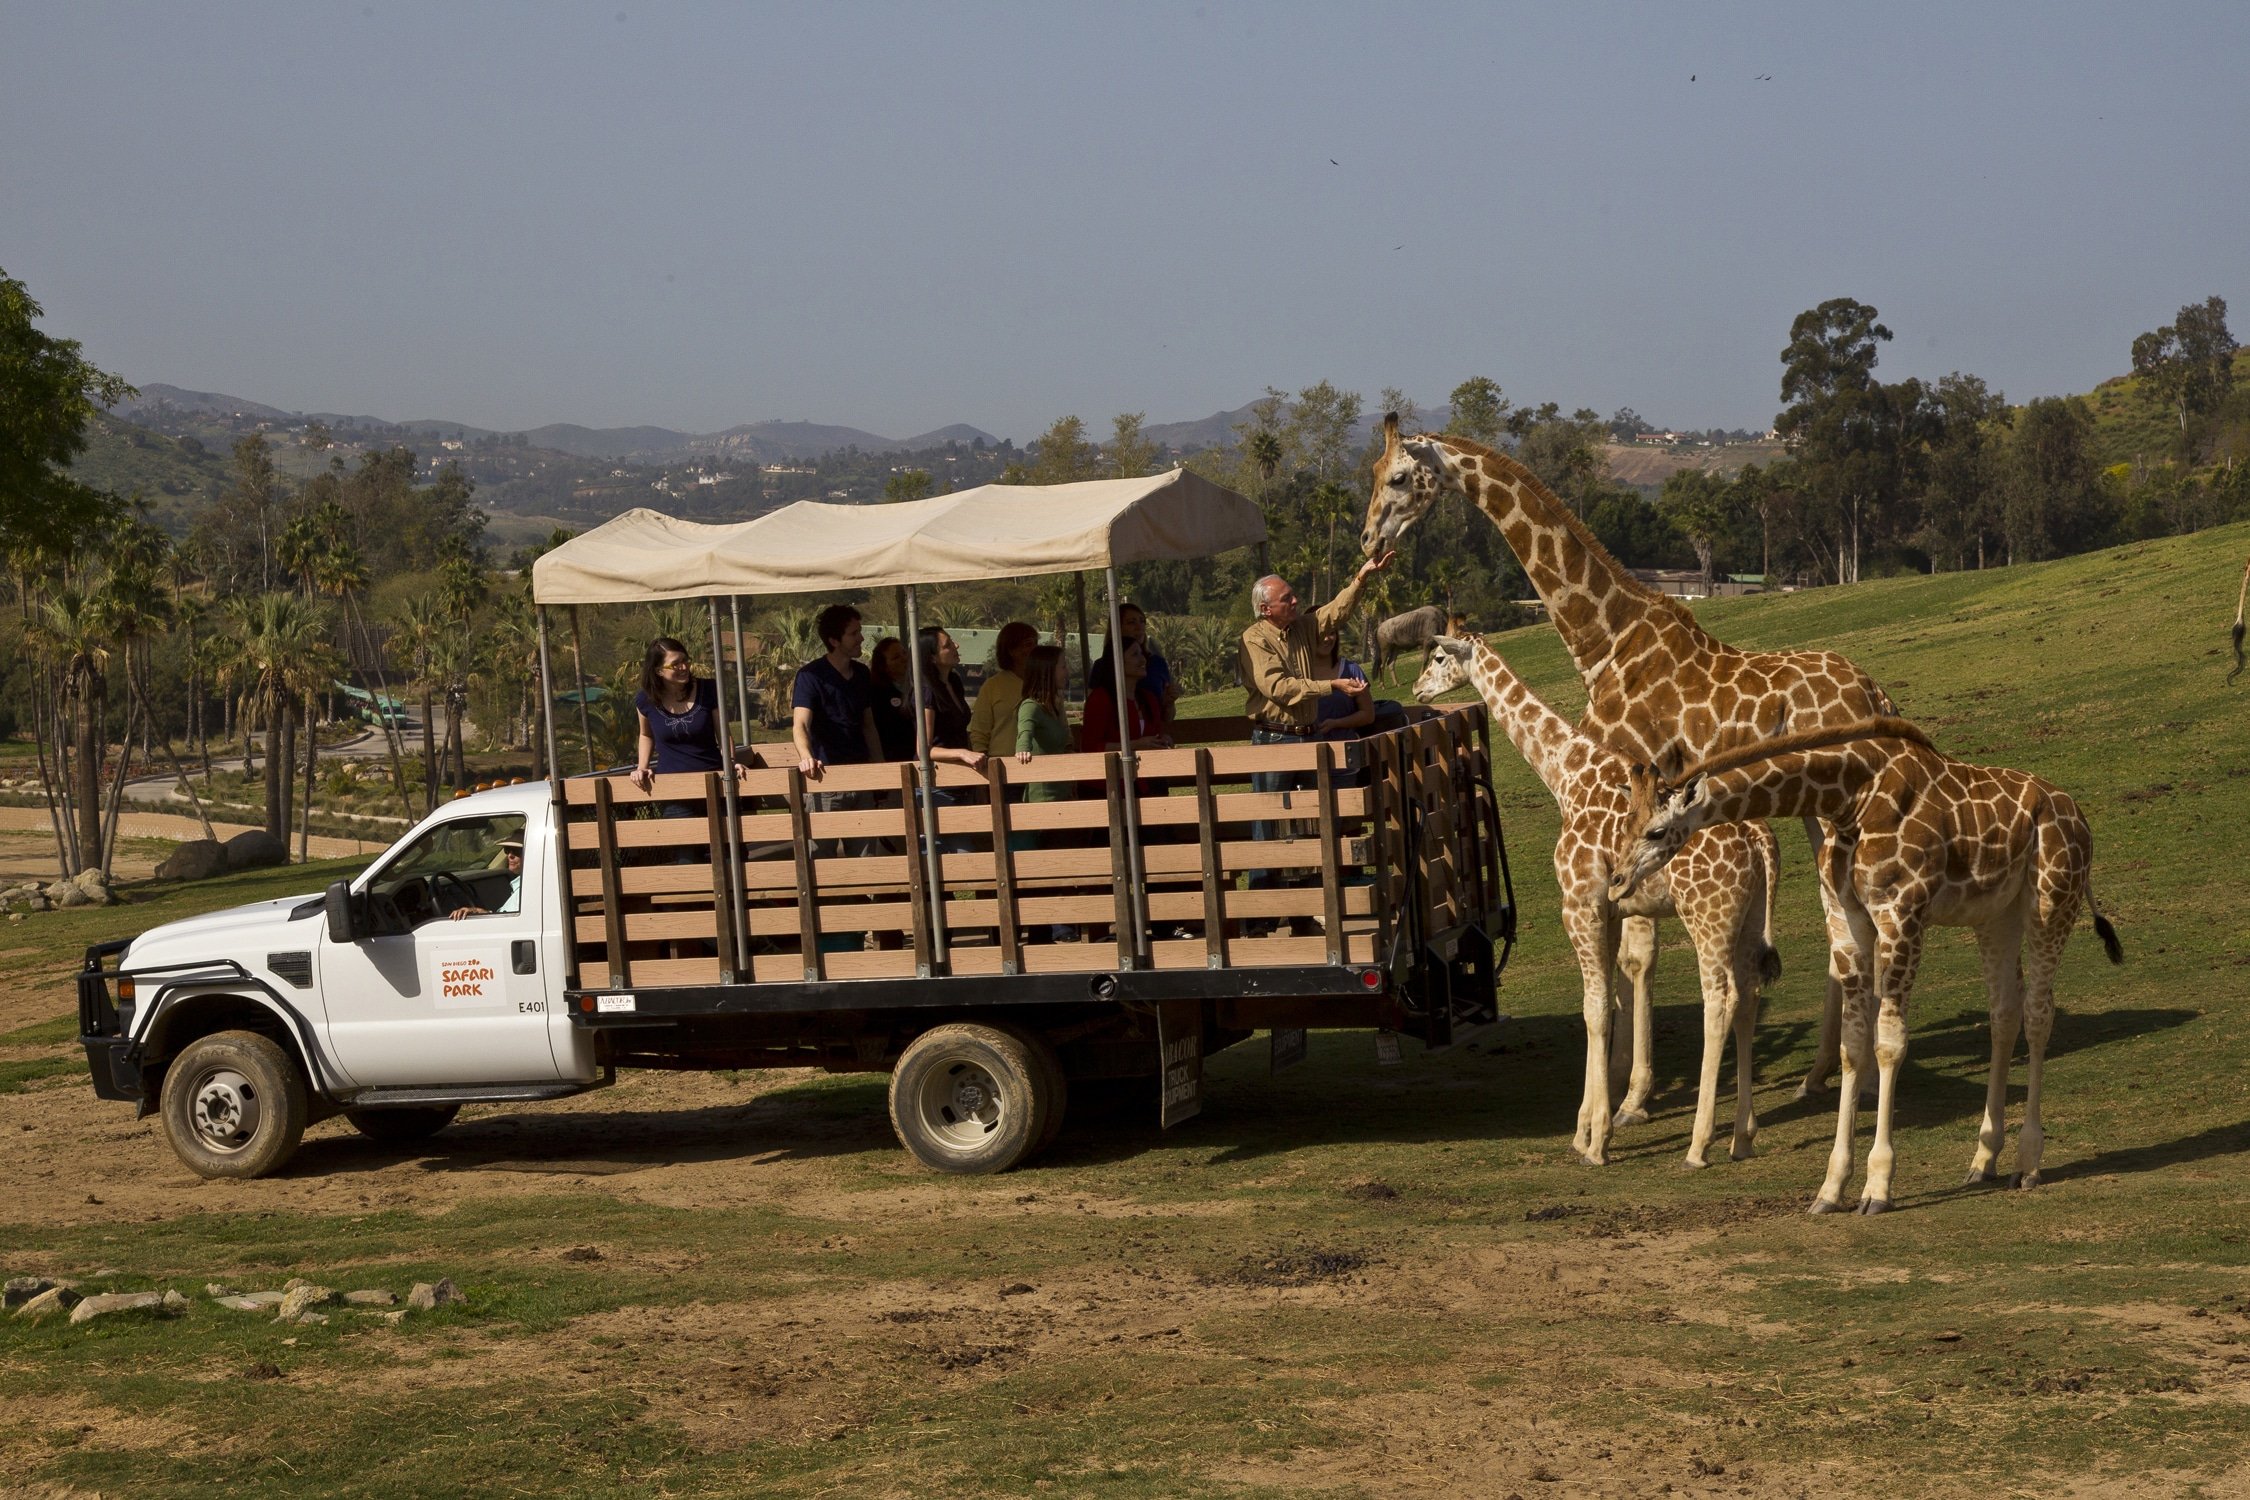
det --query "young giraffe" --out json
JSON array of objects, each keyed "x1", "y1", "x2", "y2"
[
  {"x1": 1364, "y1": 416, "x2": 1895, "y2": 1098},
  {"x1": 1415, "y1": 635, "x2": 1781, "y2": 1167},
  {"x1": 1610, "y1": 718, "x2": 2124, "y2": 1213}
]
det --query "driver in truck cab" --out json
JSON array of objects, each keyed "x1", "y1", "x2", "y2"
[{"x1": 446, "y1": 832, "x2": 523, "y2": 919}]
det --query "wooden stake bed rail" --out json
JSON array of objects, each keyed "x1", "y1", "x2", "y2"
[{"x1": 556, "y1": 708, "x2": 1511, "y2": 1014}]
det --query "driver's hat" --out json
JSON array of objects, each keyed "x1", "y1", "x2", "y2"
[{"x1": 498, "y1": 833, "x2": 525, "y2": 852}]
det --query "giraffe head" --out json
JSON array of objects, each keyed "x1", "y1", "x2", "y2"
[
  {"x1": 1607, "y1": 774, "x2": 1712, "y2": 901},
  {"x1": 1411, "y1": 633, "x2": 1478, "y2": 702},
  {"x1": 1362, "y1": 412, "x2": 1452, "y2": 555}
]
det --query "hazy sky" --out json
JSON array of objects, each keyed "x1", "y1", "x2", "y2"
[{"x1": 5, "y1": 2, "x2": 2246, "y2": 441}]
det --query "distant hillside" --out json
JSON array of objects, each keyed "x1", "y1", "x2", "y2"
[
  {"x1": 2083, "y1": 348, "x2": 2250, "y2": 470},
  {"x1": 1607, "y1": 439, "x2": 1784, "y2": 490},
  {"x1": 114, "y1": 383, "x2": 295, "y2": 426},
  {"x1": 69, "y1": 411, "x2": 234, "y2": 530}
]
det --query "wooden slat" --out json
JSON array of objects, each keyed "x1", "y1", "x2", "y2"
[
  {"x1": 1367, "y1": 731, "x2": 1394, "y2": 960},
  {"x1": 1106, "y1": 756, "x2": 1135, "y2": 970},
  {"x1": 987, "y1": 762, "x2": 1021, "y2": 975},
  {"x1": 899, "y1": 762, "x2": 933, "y2": 975},
  {"x1": 568, "y1": 833, "x2": 1369, "y2": 899},
  {"x1": 593, "y1": 778, "x2": 630, "y2": 988},
  {"x1": 784, "y1": 769, "x2": 823, "y2": 981},
  {"x1": 1316, "y1": 740, "x2": 1344, "y2": 966},
  {"x1": 1195, "y1": 748, "x2": 1223, "y2": 969},
  {"x1": 704, "y1": 773, "x2": 735, "y2": 981}
]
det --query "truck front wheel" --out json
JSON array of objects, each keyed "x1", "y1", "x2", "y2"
[
  {"x1": 159, "y1": 1030, "x2": 309, "y2": 1179},
  {"x1": 888, "y1": 1023, "x2": 1053, "y2": 1174}
]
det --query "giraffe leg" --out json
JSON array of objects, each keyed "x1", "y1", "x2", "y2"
[
  {"x1": 1612, "y1": 916, "x2": 1658, "y2": 1129},
  {"x1": 1812, "y1": 895, "x2": 1877, "y2": 1213},
  {"x1": 2016, "y1": 894, "x2": 2076, "y2": 1190},
  {"x1": 1966, "y1": 907, "x2": 2027, "y2": 1185},
  {"x1": 1797, "y1": 818, "x2": 1855, "y2": 1100},
  {"x1": 1859, "y1": 914, "x2": 1924, "y2": 1214},
  {"x1": 1568, "y1": 906, "x2": 1622, "y2": 1166},
  {"x1": 1729, "y1": 941, "x2": 1763, "y2": 1161},
  {"x1": 1682, "y1": 939, "x2": 1734, "y2": 1170}
]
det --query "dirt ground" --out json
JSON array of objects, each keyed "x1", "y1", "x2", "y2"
[{"x1": 0, "y1": 829, "x2": 162, "y2": 884}]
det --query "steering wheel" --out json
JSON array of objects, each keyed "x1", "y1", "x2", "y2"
[{"x1": 428, "y1": 871, "x2": 477, "y2": 915}]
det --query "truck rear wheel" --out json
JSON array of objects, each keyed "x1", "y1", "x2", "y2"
[
  {"x1": 159, "y1": 1030, "x2": 308, "y2": 1179},
  {"x1": 345, "y1": 1104, "x2": 461, "y2": 1144},
  {"x1": 888, "y1": 1023, "x2": 1053, "y2": 1174}
]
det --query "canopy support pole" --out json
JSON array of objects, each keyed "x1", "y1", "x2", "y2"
[
  {"x1": 567, "y1": 607, "x2": 594, "y2": 774},
  {"x1": 536, "y1": 607, "x2": 578, "y2": 991},
  {"x1": 1106, "y1": 567, "x2": 1149, "y2": 968},
  {"x1": 902, "y1": 585, "x2": 948, "y2": 974},
  {"x1": 705, "y1": 599, "x2": 749, "y2": 983},
  {"x1": 730, "y1": 595, "x2": 751, "y2": 743},
  {"x1": 1073, "y1": 573, "x2": 1092, "y2": 684}
]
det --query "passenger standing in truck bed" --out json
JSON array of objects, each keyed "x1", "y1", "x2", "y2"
[
  {"x1": 628, "y1": 637, "x2": 758, "y2": 801},
  {"x1": 791, "y1": 604, "x2": 885, "y2": 859}
]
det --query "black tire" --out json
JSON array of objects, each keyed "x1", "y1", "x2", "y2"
[
  {"x1": 888, "y1": 1023, "x2": 1052, "y2": 1174},
  {"x1": 345, "y1": 1104, "x2": 461, "y2": 1144},
  {"x1": 1005, "y1": 1026, "x2": 1068, "y2": 1154},
  {"x1": 159, "y1": 1030, "x2": 309, "y2": 1180}
]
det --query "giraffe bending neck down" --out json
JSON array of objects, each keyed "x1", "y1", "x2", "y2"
[
  {"x1": 1417, "y1": 635, "x2": 1779, "y2": 1167},
  {"x1": 1611, "y1": 726, "x2": 2124, "y2": 1213},
  {"x1": 1366, "y1": 414, "x2": 1900, "y2": 1100}
]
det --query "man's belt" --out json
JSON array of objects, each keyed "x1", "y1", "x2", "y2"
[{"x1": 1251, "y1": 721, "x2": 1318, "y2": 738}]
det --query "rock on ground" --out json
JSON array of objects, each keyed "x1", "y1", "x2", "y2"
[
  {"x1": 407, "y1": 1278, "x2": 462, "y2": 1311},
  {"x1": 68, "y1": 1290, "x2": 187, "y2": 1324},
  {"x1": 224, "y1": 830, "x2": 289, "y2": 870},
  {"x1": 157, "y1": 840, "x2": 228, "y2": 881},
  {"x1": 275, "y1": 1285, "x2": 336, "y2": 1321},
  {"x1": 343, "y1": 1289, "x2": 397, "y2": 1306},
  {"x1": 13, "y1": 1285, "x2": 81, "y2": 1319}
]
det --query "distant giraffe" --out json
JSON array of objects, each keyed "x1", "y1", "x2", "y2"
[
  {"x1": 2230, "y1": 557, "x2": 2249, "y2": 683},
  {"x1": 1416, "y1": 635, "x2": 1780, "y2": 1167},
  {"x1": 1365, "y1": 416, "x2": 1898, "y2": 1098},
  {"x1": 1611, "y1": 718, "x2": 2123, "y2": 1213}
]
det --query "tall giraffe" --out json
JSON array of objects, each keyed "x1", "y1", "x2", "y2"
[
  {"x1": 1415, "y1": 635, "x2": 1779, "y2": 1166},
  {"x1": 1610, "y1": 718, "x2": 2123, "y2": 1212},
  {"x1": 1364, "y1": 417, "x2": 1895, "y2": 1095}
]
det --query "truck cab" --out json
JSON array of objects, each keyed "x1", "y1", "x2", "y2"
[{"x1": 80, "y1": 784, "x2": 600, "y2": 1178}]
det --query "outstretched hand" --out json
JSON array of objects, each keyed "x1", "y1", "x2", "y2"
[{"x1": 1358, "y1": 548, "x2": 1397, "y2": 580}]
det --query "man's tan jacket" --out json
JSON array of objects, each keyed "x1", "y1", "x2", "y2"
[{"x1": 1238, "y1": 572, "x2": 1373, "y2": 731}]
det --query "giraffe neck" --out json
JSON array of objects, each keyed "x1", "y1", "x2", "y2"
[
  {"x1": 1438, "y1": 437, "x2": 1715, "y2": 677},
  {"x1": 1464, "y1": 642, "x2": 1587, "y2": 802},
  {"x1": 1682, "y1": 744, "x2": 1885, "y2": 831}
]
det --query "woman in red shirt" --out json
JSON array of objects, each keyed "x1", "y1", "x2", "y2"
[{"x1": 1079, "y1": 638, "x2": 1172, "y2": 753}]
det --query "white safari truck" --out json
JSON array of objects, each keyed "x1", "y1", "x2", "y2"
[{"x1": 80, "y1": 471, "x2": 1514, "y2": 1178}]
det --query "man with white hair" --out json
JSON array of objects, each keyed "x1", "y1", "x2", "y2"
[{"x1": 1237, "y1": 550, "x2": 1393, "y2": 909}]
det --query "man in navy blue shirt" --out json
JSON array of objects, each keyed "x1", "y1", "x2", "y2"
[{"x1": 791, "y1": 604, "x2": 882, "y2": 774}]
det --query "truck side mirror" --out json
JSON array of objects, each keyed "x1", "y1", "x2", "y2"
[{"x1": 324, "y1": 879, "x2": 362, "y2": 943}]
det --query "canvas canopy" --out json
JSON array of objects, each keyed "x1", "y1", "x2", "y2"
[{"x1": 530, "y1": 467, "x2": 1265, "y2": 606}]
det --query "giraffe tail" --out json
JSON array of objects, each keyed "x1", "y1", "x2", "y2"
[
  {"x1": 2230, "y1": 619, "x2": 2245, "y2": 685},
  {"x1": 2086, "y1": 881, "x2": 2124, "y2": 966},
  {"x1": 1754, "y1": 821, "x2": 1782, "y2": 985}
]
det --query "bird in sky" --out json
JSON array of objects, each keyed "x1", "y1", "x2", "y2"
[{"x1": 1329, "y1": 158, "x2": 1339, "y2": 165}]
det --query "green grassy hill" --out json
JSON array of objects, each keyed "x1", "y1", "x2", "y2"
[
  {"x1": 67, "y1": 410, "x2": 233, "y2": 531},
  {"x1": 2083, "y1": 346, "x2": 2250, "y2": 470}
]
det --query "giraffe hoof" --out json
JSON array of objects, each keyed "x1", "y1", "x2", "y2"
[
  {"x1": 1730, "y1": 1141, "x2": 1758, "y2": 1162},
  {"x1": 1611, "y1": 1107, "x2": 1649, "y2": 1129},
  {"x1": 1809, "y1": 1198, "x2": 1845, "y2": 1216},
  {"x1": 2016, "y1": 1170, "x2": 2042, "y2": 1191},
  {"x1": 1681, "y1": 1155, "x2": 1710, "y2": 1171},
  {"x1": 1965, "y1": 1168, "x2": 1997, "y2": 1186},
  {"x1": 1856, "y1": 1198, "x2": 1891, "y2": 1216}
]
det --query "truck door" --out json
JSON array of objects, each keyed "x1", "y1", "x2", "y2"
[{"x1": 319, "y1": 811, "x2": 563, "y2": 1086}]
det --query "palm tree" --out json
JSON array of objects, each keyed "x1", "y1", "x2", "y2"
[
  {"x1": 26, "y1": 587, "x2": 109, "y2": 873},
  {"x1": 388, "y1": 595, "x2": 446, "y2": 814},
  {"x1": 228, "y1": 593, "x2": 335, "y2": 841},
  {"x1": 310, "y1": 539, "x2": 416, "y2": 820}
]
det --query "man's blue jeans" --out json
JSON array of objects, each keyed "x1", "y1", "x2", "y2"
[{"x1": 1249, "y1": 726, "x2": 1312, "y2": 893}]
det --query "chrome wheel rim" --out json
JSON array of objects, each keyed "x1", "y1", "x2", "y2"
[
  {"x1": 915, "y1": 1058, "x2": 1006, "y2": 1153},
  {"x1": 188, "y1": 1065, "x2": 261, "y2": 1154}
]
